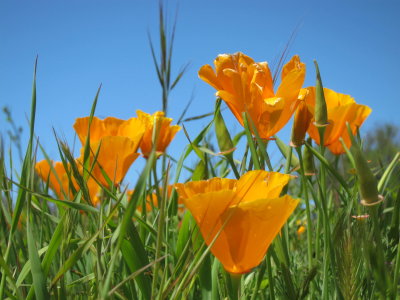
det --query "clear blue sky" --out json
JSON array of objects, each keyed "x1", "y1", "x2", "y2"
[{"x1": 1, "y1": 0, "x2": 400, "y2": 181}]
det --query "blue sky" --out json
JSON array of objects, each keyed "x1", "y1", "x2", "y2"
[{"x1": 1, "y1": 0, "x2": 400, "y2": 182}]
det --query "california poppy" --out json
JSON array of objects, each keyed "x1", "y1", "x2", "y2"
[
  {"x1": 35, "y1": 159, "x2": 100, "y2": 205},
  {"x1": 136, "y1": 110, "x2": 181, "y2": 158},
  {"x1": 199, "y1": 52, "x2": 305, "y2": 139},
  {"x1": 73, "y1": 116, "x2": 145, "y2": 187},
  {"x1": 174, "y1": 170, "x2": 299, "y2": 274},
  {"x1": 302, "y1": 87, "x2": 372, "y2": 154}
]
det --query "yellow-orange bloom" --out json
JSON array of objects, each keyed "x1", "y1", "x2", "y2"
[
  {"x1": 174, "y1": 170, "x2": 299, "y2": 274},
  {"x1": 73, "y1": 116, "x2": 145, "y2": 187},
  {"x1": 73, "y1": 116, "x2": 145, "y2": 145},
  {"x1": 297, "y1": 225, "x2": 306, "y2": 236},
  {"x1": 136, "y1": 110, "x2": 181, "y2": 158},
  {"x1": 35, "y1": 159, "x2": 100, "y2": 205},
  {"x1": 199, "y1": 52, "x2": 305, "y2": 139},
  {"x1": 302, "y1": 87, "x2": 372, "y2": 154}
]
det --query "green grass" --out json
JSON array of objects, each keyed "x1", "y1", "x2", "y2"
[{"x1": 1, "y1": 7, "x2": 399, "y2": 300}]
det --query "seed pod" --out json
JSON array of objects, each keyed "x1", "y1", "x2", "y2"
[
  {"x1": 347, "y1": 123, "x2": 382, "y2": 205},
  {"x1": 314, "y1": 61, "x2": 329, "y2": 128}
]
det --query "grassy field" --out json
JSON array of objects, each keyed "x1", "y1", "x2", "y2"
[{"x1": 1, "y1": 8, "x2": 399, "y2": 300}]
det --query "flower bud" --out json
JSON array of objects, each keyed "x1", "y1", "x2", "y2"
[
  {"x1": 313, "y1": 61, "x2": 329, "y2": 128},
  {"x1": 346, "y1": 123, "x2": 382, "y2": 205},
  {"x1": 290, "y1": 90, "x2": 312, "y2": 147}
]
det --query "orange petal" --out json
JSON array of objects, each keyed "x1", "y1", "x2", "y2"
[
  {"x1": 220, "y1": 195, "x2": 299, "y2": 273},
  {"x1": 235, "y1": 170, "x2": 292, "y2": 203},
  {"x1": 198, "y1": 64, "x2": 222, "y2": 90},
  {"x1": 35, "y1": 160, "x2": 76, "y2": 199},
  {"x1": 73, "y1": 116, "x2": 126, "y2": 145},
  {"x1": 182, "y1": 190, "x2": 238, "y2": 271},
  {"x1": 137, "y1": 110, "x2": 181, "y2": 158},
  {"x1": 175, "y1": 177, "x2": 236, "y2": 200},
  {"x1": 276, "y1": 55, "x2": 306, "y2": 105},
  {"x1": 89, "y1": 136, "x2": 140, "y2": 187}
]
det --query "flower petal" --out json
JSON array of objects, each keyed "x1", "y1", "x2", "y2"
[
  {"x1": 220, "y1": 195, "x2": 299, "y2": 273},
  {"x1": 175, "y1": 177, "x2": 236, "y2": 200},
  {"x1": 88, "y1": 136, "x2": 140, "y2": 187},
  {"x1": 235, "y1": 170, "x2": 292, "y2": 203}
]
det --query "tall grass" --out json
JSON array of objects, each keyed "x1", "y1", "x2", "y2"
[{"x1": 1, "y1": 6, "x2": 399, "y2": 300}]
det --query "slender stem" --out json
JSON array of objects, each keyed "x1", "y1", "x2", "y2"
[
  {"x1": 266, "y1": 252, "x2": 275, "y2": 300},
  {"x1": 393, "y1": 236, "x2": 400, "y2": 297},
  {"x1": 151, "y1": 163, "x2": 166, "y2": 299},
  {"x1": 229, "y1": 273, "x2": 242, "y2": 300},
  {"x1": 250, "y1": 261, "x2": 266, "y2": 300},
  {"x1": 296, "y1": 148, "x2": 313, "y2": 270},
  {"x1": 227, "y1": 156, "x2": 240, "y2": 179},
  {"x1": 211, "y1": 259, "x2": 220, "y2": 300}
]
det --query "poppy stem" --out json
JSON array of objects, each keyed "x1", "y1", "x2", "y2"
[
  {"x1": 295, "y1": 147, "x2": 313, "y2": 271},
  {"x1": 229, "y1": 273, "x2": 242, "y2": 300}
]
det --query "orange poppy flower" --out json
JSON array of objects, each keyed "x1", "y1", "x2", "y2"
[
  {"x1": 136, "y1": 110, "x2": 181, "y2": 158},
  {"x1": 302, "y1": 87, "x2": 372, "y2": 154},
  {"x1": 174, "y1": 170, "x2": 299, "y2": 274},
  {"x1": 35, "y1": 159, "x2": 100, "y2": 205},
  {"x1": 73, "y1": 116, "x2": 145, "y2": 187},
  {"x1": 77, "y1": 136, "x2": 140, "y2": 188},
  {"x1": 199, "y1": 52, "x2": 305, "y2": 139}
]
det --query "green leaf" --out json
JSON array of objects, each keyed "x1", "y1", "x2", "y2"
[{"x1": 27, "y1": 210, "x2": 49, "y2": 299}]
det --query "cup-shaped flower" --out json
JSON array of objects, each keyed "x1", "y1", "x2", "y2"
[
  {"x1": 302, "y1": 87, "x2": 372, "y2": 154},
  {"x1": 136, "y1": 110, "x2": 181, "y2": 158},
  {"x1": 73, "y1": 116, "x2": 145, "y2": 146},
  {"x1": 35, "y1": 159, "x2": 100, "y2": 205},
  {"x1": 78, "y1": 136, "x2": 140, "y2": 188},
  {"x1": 174, "y1": 170, "x2": 299, "y2": 274},
  {"x1": 73, "y1": 116, "x2": 145, "y2": 187},
  {"x1": 199, "y1": 52, "x2": 305, "y2": 139}
]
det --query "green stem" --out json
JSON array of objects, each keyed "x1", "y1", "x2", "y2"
[
  {"x1": 250, "y1": 261, "x2": 266, "y2": 300},
  {"x1": 151, "y1": 164, "x2": 166, "y2": 299},
  {"x1": 227, "y1": 156, "x2": 240, "y2": 179},
  {"x1": 393, "y1": 236, "x2": 400, "y2": 297},
  {"x1": 229, "y1": 273, "x2": 242, "y2": 300},
  {"x1": 266, "y1": 252, "x2": 275, "y2": 299},
  {"x1": 211, "y1": 259, "x2": 220, "y2": 300},
  {"x1": 296, "y1": 148, "x2": 313, "y2": 270}
]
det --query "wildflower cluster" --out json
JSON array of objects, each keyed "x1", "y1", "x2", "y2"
[{"x1": 2, "y1": 29, "x2": 397, "y2": 300}]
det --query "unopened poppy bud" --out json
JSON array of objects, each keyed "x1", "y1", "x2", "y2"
[
  {"x1": 303, "y1": 137, "x2": 316, "y2": 176},
  {"x1": 346, "y1": 123, "x2": 382, "y2": 205},
  {"x1": 290, "y1": 90, "x2": 312, "y2": 147},
  {"x1": 313, "y1": 61, "x2": 329, "y2": 128}
]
